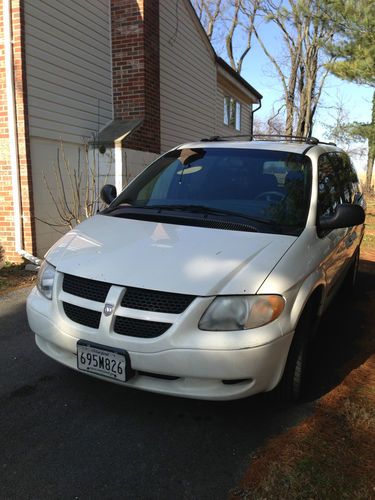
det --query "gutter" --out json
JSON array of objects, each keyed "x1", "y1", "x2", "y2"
[
  {"x1": 215, "y1": 57, "x2": 263, "y2": 101},
  {"x1": 3, "y1": 0, "x2": 41, "y2": 266},
  {"x1": 251, "y1": 100, "x2": 262, "y2": 139}
]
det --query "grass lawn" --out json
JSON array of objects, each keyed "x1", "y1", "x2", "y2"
[{"x1": 362, "y1": 195, "x2": 375, "y2": 259}]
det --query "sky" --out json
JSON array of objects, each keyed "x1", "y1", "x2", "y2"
[
  {"x1": 209, "y1": 9, "x2": 373, "y2": 172},
  {"x1": 241, "y1": 33, "x2": 373, "y2": 137}
]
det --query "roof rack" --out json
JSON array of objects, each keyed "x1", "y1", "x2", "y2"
[
  {"x1": 252, "y1": 134, "x2": 320, "y2": 144},
  {"x1": 200, "y1": 134, "x2": 336, "y2": 146}
]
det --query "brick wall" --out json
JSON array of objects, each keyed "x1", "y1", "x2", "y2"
[
  {"x1": 0, "y1": 0, "x2": 35, "y2": 263},
  {"x1": 111, "y1": 0, "x2": 160, "y2": 154}
]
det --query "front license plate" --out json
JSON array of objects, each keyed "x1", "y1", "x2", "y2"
[{"x1": 77, "y1": 341, "x2": 131, "y2": 382}]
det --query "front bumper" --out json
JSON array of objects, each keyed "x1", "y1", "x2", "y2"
[{"x1": 27, "y1": 287, "x2": 294, "y2": 400}]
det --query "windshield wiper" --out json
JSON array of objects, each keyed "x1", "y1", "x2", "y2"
[{"x1": 144, "y1": 204, "x2": 274, "y2": 226}]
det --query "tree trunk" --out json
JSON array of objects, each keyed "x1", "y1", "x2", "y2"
[
  {"x1": 366, "y1": 156, "x2": 374, "y2": 192},
  {"x1": 365, "y1": 92, "x2": 375, "y2": 192}
]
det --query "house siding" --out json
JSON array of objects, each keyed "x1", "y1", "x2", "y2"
[
  {"x1": 215, "y1": 85, "x2": 252, "y2": 138},
  {"x1": 23, "y1": 0, "x2": 113, "y2": 257},
  {"x1": 159, "y1": 0, "x2": 217, "y2": 152},
  {"x1": 24, "y1": 0, "x2": 113, "y2": 142}
]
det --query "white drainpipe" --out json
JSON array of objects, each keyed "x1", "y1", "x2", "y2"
[
  {"x1": 114, "y1": 140, "x2": 124, "y2": 195},
  {"x1": 3, "y1": 0, "x2": 41, "y2": 266}
]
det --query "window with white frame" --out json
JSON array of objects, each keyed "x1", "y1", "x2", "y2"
[{"x1": 223, "y1": 96, "x2": 241, "y2": 131}]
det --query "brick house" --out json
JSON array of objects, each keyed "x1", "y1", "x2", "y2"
[{"x1": 0, "y1": 0, "x2": 262, "y2": 263}]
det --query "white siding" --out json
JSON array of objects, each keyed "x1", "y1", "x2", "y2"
[
  {"x1": 30, "y1": 138, "x2": 159, "y2": 258},
  {"x1": 215, "y1": 85, "x2": 252, "y2": 138},
  {"x1": 159, "y1": 0, "x2": 217, "y2": 151},
  {"x1": 24, "y1": 0, "x2": 113, "y2": 256},
  {"x1": 24, "y1": 0, "x2": 113, "y2": 142},
  {"x1": 30, "y1": 139, "x2": 94, "y2": 256}
]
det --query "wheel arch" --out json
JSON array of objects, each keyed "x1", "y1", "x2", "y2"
[{"x1": 289, "y1": 275, "x2": 325, "y2": 336}]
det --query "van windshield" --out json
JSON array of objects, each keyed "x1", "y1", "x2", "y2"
[{"x1": 109, "y1": 148, "x2": 312, "y2": 234}]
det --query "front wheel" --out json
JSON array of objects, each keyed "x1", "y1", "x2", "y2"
[{"x1": 276, "y1": 302, "x2": 316, "y2": 403}]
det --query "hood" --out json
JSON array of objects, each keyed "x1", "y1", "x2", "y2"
[{"x1": 45, "y1": 215, "x2": 296, "y2": 296}]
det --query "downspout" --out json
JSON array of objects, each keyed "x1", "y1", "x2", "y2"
[
  {"x1": 250, "y1": 99, "x2": 262, "y2": 140},
  {"x1": 114, "y1": 140, "x2": 124, "y2": 195},
  {"x1": 3, "y1": 0, "x2": 41, "y2": 266}
]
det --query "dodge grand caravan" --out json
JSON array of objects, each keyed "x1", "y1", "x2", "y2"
[{"x1": 27, "y1": 138, "x2": 366, "y2": 401}]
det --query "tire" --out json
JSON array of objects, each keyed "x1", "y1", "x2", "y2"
[{"x1": 276, "y1": 302, "x2": 316, "y2": 403}]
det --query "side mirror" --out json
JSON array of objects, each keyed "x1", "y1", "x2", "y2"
[
  {"x1": 100, "y1": 184, "x2": 117, "y2": 205},
  {"x1": 318, "y1": 203, "x2": 365, "y2": 231}
]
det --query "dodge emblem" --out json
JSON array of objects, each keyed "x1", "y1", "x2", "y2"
[{"x1": 103, "y1": 303, "x2": 114, "y2": 316}]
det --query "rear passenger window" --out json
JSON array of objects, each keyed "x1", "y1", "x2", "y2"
[
  {"x1": 317, "y1": 154, "x2": 341, "y2": 216},
  {"x1": 346, "y1": 156, "x2": 362, "y2": 202},
  {"x1": 318, "y1": 153, "x2": 361, "y2": 217},
  {"x1": 335, "y1": 153, "x2": 359, "y2": 203},
  {"x1": 331, "y1": 154, "x2": 352, "y2": 203}
]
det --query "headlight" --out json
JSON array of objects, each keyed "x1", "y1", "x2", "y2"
[
  {"x1": 199, "y1": 295, "x2": 285, "y2": 331},
  {"x1": 37, "y1": 261, "x2": 56, "y2": 300}
]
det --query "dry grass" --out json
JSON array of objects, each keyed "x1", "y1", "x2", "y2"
[
  {"x1": 362, "y1": 196, "x2": 375, "y2": 260},
  {"x1": 0, "y1": 263, "x2": 37, "y2": 295},
  {"x1": 231, "y1": 356, "x2": 375, "y2": 499}
]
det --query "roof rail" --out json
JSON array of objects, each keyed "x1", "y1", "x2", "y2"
[
  {"x1": 200, "y1": 134, "x2": 336, "y2": 146},
  {"x1": 201, "y1": 135, "x2": 224, "y2": 142},
  {"x1": 315, "y1": 140, "x2": 337, "y2": 146},
  {"x1": 251, "y1": 134, "x2": 319, "y2": 144},
  {"x1": 201, "y1": 134, "x2": 248, "y2": 142}
]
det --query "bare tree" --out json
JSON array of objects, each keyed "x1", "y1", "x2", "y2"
[
  {"x1": 323, "y1": 98, "x2": 367, "y2": 160},
  {"x1": 37, "y1": 142, "x2": 111, "y2": 232},
  {"x1": 253, "y1": 105, "x2": 285, "y2": 135},
  {"x1": 195, "y1": 0, "x2": 260, "y2": 74},
  {"x1": 194, "y1": 0, "x2": 223, "y2": 38},
  {"x1": 251, "y1": 0, "x2": 336, "y2": 137},
  {"x1": 194, "y1": 0, "x2": 337, "y2": 137},
  {"x1": 192, "y1": 0, "x2": 205, "y2": 21}
]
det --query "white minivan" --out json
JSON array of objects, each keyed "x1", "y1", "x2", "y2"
[{"x1": 27, "y1": 138, "x2": 365, "y2": 401}]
